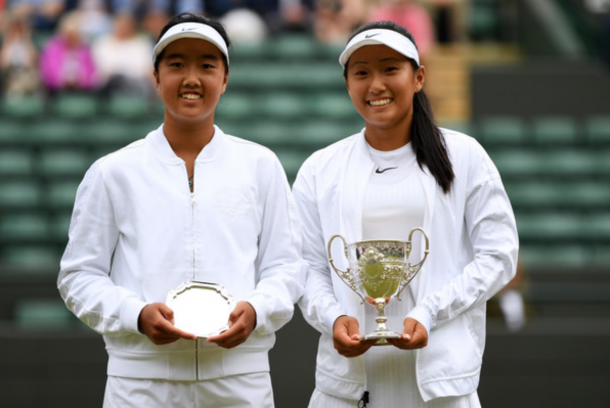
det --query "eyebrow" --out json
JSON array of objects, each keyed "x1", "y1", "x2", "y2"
[
  {"x1": 165, "y1": 53, "x2": 221, "y2": 61},
  {"x1": 349, "y1": 56, "x2": 404, "y2": 67}
]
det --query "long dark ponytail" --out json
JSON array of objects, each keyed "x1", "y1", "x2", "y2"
[{"x1": 344, "y1": 21, "x2": 455, "y2": 194}]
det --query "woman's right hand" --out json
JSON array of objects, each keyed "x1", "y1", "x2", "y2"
[
  {"x1": 138, "y1": 303, "x2": 197, "y2": 345},
  {"x1": 332, "y1": 315, "x2": 375, "y2": 357}
]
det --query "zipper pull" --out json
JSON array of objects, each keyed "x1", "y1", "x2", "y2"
[
  {"x1": 358, "y1": 391, "x2": 369, "y2": 408},
  {"x1": 191, "y1": 192, "x2": 196, "y2": 205}
]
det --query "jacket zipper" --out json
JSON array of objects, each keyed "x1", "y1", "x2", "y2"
[{"x1": 185, "y1": 161, "x2": 199, "y2": 380}]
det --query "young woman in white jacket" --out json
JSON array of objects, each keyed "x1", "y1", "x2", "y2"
[
  {"x1": 57, "y1": 13, "x2": 303, "y2": 408},
  {"x1": 293, "y1": 21, "x2": 519, "y2": 408}
]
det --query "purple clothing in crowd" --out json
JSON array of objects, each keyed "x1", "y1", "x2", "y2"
[{"x1": 39, "y1": 36, "x2": 98, "y2": 92}]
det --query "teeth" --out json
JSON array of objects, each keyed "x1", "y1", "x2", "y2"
[
  {"x1": 182, "y1": 94, "x2": 200, "y2": 100},
  {"x1": 369, "y1": 98, "x2": 392, "y2": 106}
]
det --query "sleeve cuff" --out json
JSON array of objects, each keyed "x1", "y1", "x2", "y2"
[
  {"x1": 406, "y1": 305, "x2": 433, "y2": 336},
  {"x1": 324, "y1": 305, "x2": 348, "y2": 334},
  {"x1": 120, "y1": 297, "x2": 149, "y2": 334},
  {"x1": 245, "y1": 294, "x2": 269, "y2": 332}
]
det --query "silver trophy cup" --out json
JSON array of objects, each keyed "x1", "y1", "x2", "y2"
[{"x1": 328, "y1": 228, "x2": 429, "y2": 345}]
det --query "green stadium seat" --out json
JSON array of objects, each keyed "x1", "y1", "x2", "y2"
[
  {"x1": 106, "y1": 95, "x2": 151, "y2": 119},
  {"x1": 256, "y1": 92, "x2": 307, "y2": 120},
  {"x1": 488, "y1": 150, "x2": 543, "y2": 178},
  {"x1": 216, "y1": 92, "x2": 255, "y2": 120},
  {"x1": 516, "y1": 213, "x2": 583, "y2": 240},
  {"x1": 0, "y1": 181, "x2": 41, "y2": 208},
  {"x1": 582, "y1": 213, "x2": 610, "y2": 240},
  {"x1": 519, "y1": 244, "x2": 588, "y2": 269},
  {"x1": 39, "y1": 149, "x2": 92, "y2": 176},
  {"x1": 51, "y1": 212, "x2": 73, "y2": 240},
  {"x1": 294, "y1": 120, "x2": 360, "y2": 147},
  {"x1": 0, "y1": 118, "x2": 27, "y2": 141},
  {"x1": 0, "y1": 213, "x2": 49, "y2": 240},
  {"x1": 0, "y1": 149, "x2": 34, "y2": 175},
  {"x1": 274, "y1": 149, "x2": 310, "y2": 181},
  {"x1": 543, "y1": 150, "x2": 596, "y2": 176},
  {"x1": 2, "y1": 245, "x2": 60, "y2": 271},
  {"x1": 52, "y1": 93, "x2": 98, "y2": 119},
  {"x1": 14, "y1": 299, "x2": 74, "y2": 329},
  {"x1": 28, "y1": 119, "x2": 82, "y2": 142},
  {"x1": 308, "y1": 93, "x2": 358, "y2": 120},
  {"x1": 46, "y1": 180, "x2": 81, "y2": 208},
  {"x1": 269, "y1": 34, "x2": 320, "y2": 60},
  {"x1": 0, "y1": 95, "x2": 45, "y2": 118},
  {"x1": 244, "y1": 121, "x2": 290, "y2": 147},
  {"x1": 478, "y1": 116, "x2": 527, "y2": 145},
  {"x1": 532, "y1": 116, "x2": 579, "y2": 144},
  {"x1": 585, "y1": 115, "x2": 610, "y2": 143}
]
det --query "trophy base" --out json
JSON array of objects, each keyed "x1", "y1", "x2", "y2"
[{"x1": 363, "y1": 330, "x2": 401, "y2": 346}]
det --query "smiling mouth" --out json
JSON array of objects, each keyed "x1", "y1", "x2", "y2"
[
  {"x1": 181, "y1": 93, "x2": 201, "y2": 100},
  {"x1": 368, "y1": 98, "x2": 393, "y2": 107}
]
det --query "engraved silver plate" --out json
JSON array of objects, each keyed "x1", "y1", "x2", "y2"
[{"x1": 166, "y1": 281, "x2": 236, "y2": 339}]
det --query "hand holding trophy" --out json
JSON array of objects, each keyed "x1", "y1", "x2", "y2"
[{"x1": 328, "y1": 228, "x2": 429, "y2": 345}]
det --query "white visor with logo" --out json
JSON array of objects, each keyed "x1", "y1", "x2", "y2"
[
  {"x1": 339, "y1": 28, "x2": 419, "y2": 67},
  {"x1": 153, "y1": 22, "x2": 229, "y2": 65}
]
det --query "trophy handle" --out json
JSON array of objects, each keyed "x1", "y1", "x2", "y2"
[
  {"x1": 328, "y1": 234, "x2": 365, "y2": 302},
  {"x1": 395, "y1": 227, "x2": 430, "y2": 300}
]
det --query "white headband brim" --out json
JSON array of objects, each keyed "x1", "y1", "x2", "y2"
[
  {"x1": 339, "y1": 29, "x2": 419, "y2": 67},
  {"x1": 153, "y1": 22, "x2": 229, "y2": 65}
]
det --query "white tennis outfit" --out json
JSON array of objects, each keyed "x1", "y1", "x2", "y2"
[{"x1": 294, "y1": 128, "x2": 518, "y2": 407}]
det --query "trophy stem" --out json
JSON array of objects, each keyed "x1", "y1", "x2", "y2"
[{"x1": 363, "y1": 298, "x2": 400, "y2": 346}]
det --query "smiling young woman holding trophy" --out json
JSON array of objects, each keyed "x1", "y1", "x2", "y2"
[{"x1": 292, "y1": 21, "x2": 519, "y2": 408}]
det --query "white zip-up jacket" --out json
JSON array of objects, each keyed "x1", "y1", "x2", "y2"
[
  {"x1": 293, "y1": 128, "x2": 518, "y2": 402},
  {"x1": 58, "y1": 125, "x2": 304, "y2": 381}
]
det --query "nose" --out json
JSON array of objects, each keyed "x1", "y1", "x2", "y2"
[
  {"x1": 369, "y1": 73, "x2": 386, "y2": 94},
  {"x1": 183, "y1": 65, "x2": 201, "y2": 87}
]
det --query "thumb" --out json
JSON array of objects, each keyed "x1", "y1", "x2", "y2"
[
  {"x1": 403, "y1": 318, "x2": 417, "y2": 340},
  {"x1": 158, "y1": 303, "x2": 175, "y2": 324}
]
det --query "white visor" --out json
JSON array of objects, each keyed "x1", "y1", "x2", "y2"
[
  {"x1": 153, "y1": 22, "x2": 229, "y2": 65},
  {"x1": 339, "y1": 28, "x2": 419, "y2": 68}
]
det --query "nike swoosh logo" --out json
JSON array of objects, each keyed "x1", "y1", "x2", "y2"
[
  {"x1": 365, "y1": 33, "x2": 380, "y2": 38},
  {"x1": 375, "y1": 167, "x2": 397, "y2": 174},
  {"x1": 182, "y1": 27, "x2": 198, "y2": 31}
]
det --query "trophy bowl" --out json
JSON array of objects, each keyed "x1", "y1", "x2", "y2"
[{"x1": 328, "y1": 228, "x2": 429, "y2": 345}]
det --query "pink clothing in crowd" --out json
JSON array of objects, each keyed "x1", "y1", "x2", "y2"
[
  {"x1": 368, "y1": 3, "x2": 435, "y2": 57},
  {"x1": 39, "y1": 36, "x2": 98, "y2": 92}
]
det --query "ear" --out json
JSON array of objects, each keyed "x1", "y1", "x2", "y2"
[
  {"x1": 415, "y1": 65, "x2": 425, "y2": 91},
  {"x1": 220, "y1": 69, "x2": 230, "y2": 95},
  {"x1": 153, "y1": 70, "x2": 161, "y2": 93}
]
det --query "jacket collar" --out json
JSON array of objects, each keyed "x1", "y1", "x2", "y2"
[
  {"x1": 340, "y1": 128, "x2": 437, "y2": 243},
  {"x1": 148, "y1": 124, "x2": 227, "y2": 165}
]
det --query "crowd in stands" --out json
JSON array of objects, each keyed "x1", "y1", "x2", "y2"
[{"x1": 0, "y1": 0, "x2": 468, "y2": 99}]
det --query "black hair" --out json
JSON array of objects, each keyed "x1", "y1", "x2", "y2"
[
  {"x1": 344, "y1": 21, "x2": 455, "y2": 194},
  {"x1": 154, "y1": 13, "x2": 231, "y2": 75}
]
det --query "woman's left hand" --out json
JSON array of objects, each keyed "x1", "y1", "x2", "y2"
[
  {"x1": 387, "y1": 318, "x2": 428, "y2": 350},
  {"x1": 207, "y1": 301, "x2": 257, "y2": 349}
]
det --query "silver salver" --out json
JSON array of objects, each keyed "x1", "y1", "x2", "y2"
[
  {"x1": 328, "y1": 228, "x2": 429, "y2": 345},
  {"x1": 166, "y1": 281, "x2": 236, "y2": 338}
]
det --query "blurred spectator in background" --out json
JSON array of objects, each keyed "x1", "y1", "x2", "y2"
[
  {"x1": 0, "y1": 12, "x2": 42, "y2": 96},
  {"x1": 8, "y1": 0, "x2": 65, "y2": 31},
  {"x1": 219, "y1": 7, "x2": 269, "y2": 43},
  {"x1": 424, "y1": 0, "x2": 468, "y2": 43},
  {"x1": 39, "y1": 11, "x2": 98, "y2": 95},
  {"x1": 367, "y1": 0, "x2": 435, "y2": 59},
  {"x1": 92, "y1": 12, "x2": 154, "y2": 97},
  {"x1": 73, "y1": 0, "x2": 113, "y2": 41},
  {"x1": 314, "y1": 0, "x2": 367, "y2": 44}
]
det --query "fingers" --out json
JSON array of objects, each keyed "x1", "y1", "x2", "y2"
[
  {"x1": 138, "y1": 303, "x2": 197, "y2": 345},
  {"x1": 388, "y1": 317, "x2": 428, "y2": 350},
  {"x1": 207, "y1": 301, "x2": 256, "y2": 349},
  {"x1": 332, "y1": 315, "x2": 375, "y2": 357}
]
